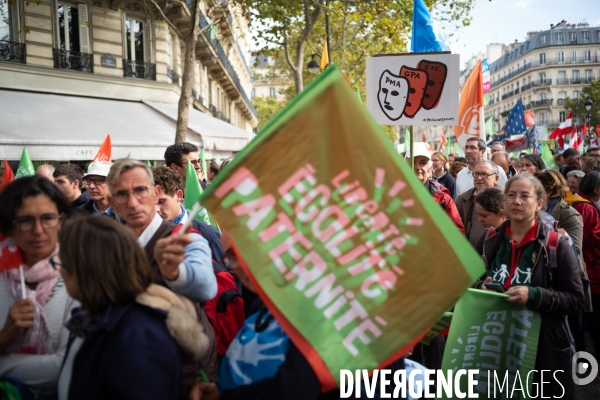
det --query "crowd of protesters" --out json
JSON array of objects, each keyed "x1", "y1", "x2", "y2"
[{"x1": 0, "y1": 138, "x2": 598, "y2": 399}]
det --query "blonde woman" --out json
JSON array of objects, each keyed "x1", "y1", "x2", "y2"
[{"x1": 431, "y1": 151, "x2": 456, "y2": 199}]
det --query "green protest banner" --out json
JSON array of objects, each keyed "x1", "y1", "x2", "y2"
[
  {"x1": 15, "y1": 147, "x2": 35, "y2": 179},
  {"x1": 420, "y1": 312, "x2": 452, "y2": 345},
  {"x1": 540, "y1": 143, "x2": 558, "y2": 170},
  {"x1": 200, "y1": 66, "x2": 484, "y2": 390},
  {"x1": 441, "y1": 289, "x2": 541, "y2": 399}
]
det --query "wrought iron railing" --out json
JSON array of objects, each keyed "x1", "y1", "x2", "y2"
[
  {"x1": 123, "y1": 59, "x2": 156, "y2": 80},
  {"x1": 168, "y1": 68, "x2": 180, "y2": 85},
  {"x1": 198, "y1": 11, "x2": 257, "y2": 118},
  {"x1": 209, "y1": 104, "x2": 218, "y2": 117},
  {"x1": 53, "y1": 48, "x2": 93, "y2": 73},
  {"x1": 557, "y1": 99, "x2": 568, "y2": 105},
  {"x1": 525, "y1": 99, "x2": 553, "y2": 109},
  {"x1": 0, "y1": 40, "x2": 26, "y2": 64}
]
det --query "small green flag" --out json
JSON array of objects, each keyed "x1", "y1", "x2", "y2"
[
  {"x1": 215, "y1": 155, "x2": 221, "y2": 164},
  {"x1": 485, "y1": 116, "x2": 495, "y2": 138},
  {"x1": 15, "y1": 147, "x2": 35, "y2": 179},
  {"x1": 200, "y1": 148, "x2": 207, "y2": 179},
  {"x1": 210, "y1": 25, "x2": 217, "y2": 40},
  {"x1": 183, "y1": 159, "x2": 217, "y2": 227},
  {"x1": 147, "y1": 160, "x2": 152, "y2": 167}
]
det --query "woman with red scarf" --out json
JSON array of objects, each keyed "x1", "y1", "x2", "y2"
[{"x1": 475, "y1": 174, "x2": 584, "y2": 398}]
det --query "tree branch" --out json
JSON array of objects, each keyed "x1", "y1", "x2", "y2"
[
  {"x1": 148, "y1": 0, "x2": 185, "y2": 41},
  {"x1": 282, "y1": 31, "x2": 297, "y2": 73}
]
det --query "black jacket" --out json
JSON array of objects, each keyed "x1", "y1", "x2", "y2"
[{"x1": 71, "y1": 190, "x2": 90, "y2": 211}]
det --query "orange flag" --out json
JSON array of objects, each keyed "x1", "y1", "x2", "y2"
[
  {"x1": 93, "y1": 135, "x2": 112, "y2": 162},
  {"x1": 524, "y1": 110, "x2": 535, "y2": 127},
  {"x1": 320, "y1": 41, "x2": 329, "y2": 71},
  {"x1": 0, "y1": 159, "x2": 15, "y2": 193},
  {"x1": 453, "y1": 60, "x2": 484, "y2": 147}
]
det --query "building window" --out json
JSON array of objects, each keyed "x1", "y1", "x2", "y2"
[
  {"x1": 556, "y1": 32, "x2": 563, "y2": 42},
  {"x1": 540, "y1": 93, "x2": 546, "y2": 101},
  {"x1": 269, "y1": 87, "x2": 276, "y2": 98},
  {"x1": 572, "y1": 51, "x2": 577, "y2": 63},
  {"x1": 585, "y1": 69, "x2": 593, "y2": 82},
  {"x1": 560, "y1": 111, "x2": 566, "y2": 122},
  {"x1": 559, "y1": 91, "x2": 566, "y2": 99},
  {"x1": 251, "y1": 88, "x2": 255, "y2": 99},
  {"x1": 539, "y1": 72, "x2": 546, "y2": 84},
  {"x1": 539, "y1": 53, "x2": 546, "y2": 65},
  {"x1": 558, "y1": 51, "x2": 564, "y2": 63},
  {"x1": 539, "y1": 113, "x2": 546, "y2": 124},
  {"x1": 0, "y1": 0, "x2": 19, "y2": 42},
  {"x1": 57, "y1": 3, "x2": 90, "y2": 53},
  {"x1": 572, "y1": 70, "x2": 580, "y2": 83},
  {"x1": 570, "y1": 32, "x2": 577, "y2": 42},
  {"x1": 125, "y1": 17, "x2": 151, "y2": 63},
  {"x1": 573, "y1": 90, "x2": 580, "y2": 99},
  {"x1": 583, "y1": 31, "x2": 590, "y2": 41},
  {"x1": 584, "y1": 50, "x2": 591, "y2": 62},
  {"x1": 558, "y1": 71, "x2": 566, "y2": 84},
  {"x1": 540, "y1": 35, "x2": 546, "y2": 44}
]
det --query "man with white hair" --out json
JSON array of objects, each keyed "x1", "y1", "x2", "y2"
[
  {"x1": 36, "y1": 164, "x2": 55, "y2": 181},
  {"x1": 406, "y1": 143, "x2": 464, "y2": 234}
]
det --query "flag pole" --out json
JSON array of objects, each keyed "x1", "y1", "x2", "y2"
[
  {"x1": 19, "y1": 265, "x2": 26, "y2": 299},
  {"x1": 410, "y1": 126, "x2": 414, "y2": 169}
]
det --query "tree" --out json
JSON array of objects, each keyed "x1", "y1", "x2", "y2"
[
  {"x1": 252, "y1": 96, "x2": 287, "y2": 132},
  {"x1": 564, "y1": 79, "x2": 600, "y2": 132},
  {"x1": 234, "y1": 0, "x2": 475, "y2": 94}
]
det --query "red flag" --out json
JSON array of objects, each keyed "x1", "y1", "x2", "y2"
[
  {"x1": 582, "y1": 122, "x2": 587, "y2": 137},
  {"x1": 505, "y1": 135, "x2": 527, "y2": 152},
  {"x1": 0, "y1": 233, "x2": 23, "y2": 273},
  {"x1": 549, "y1": 112, "x2": 572, "y2": 139},
  {"x1": 570, "y1": 127, "x2": 583, "y2": 151},
  {"x1": 524, "y1": 110, "x2": 535, "y2": 127},
  {"x1": 93, "y1": 135, "x2": 112, "y2": 162},
  {"x1": 590, "y1": 138, "x2": 600, "y2": 148},
  {"x1": 439, "y1": 132, "x2": 447, "y2": 152},
  {"x1": 0, "y1": 159, "x2": 15, "y2": 193},
  {"x1": 421, "y1": 131, "x2": 427, "y2": 142}
]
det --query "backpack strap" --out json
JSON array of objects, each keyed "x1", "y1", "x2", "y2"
[{"x1": 545, "y1": 230, "x2": 559, "y2": 270}]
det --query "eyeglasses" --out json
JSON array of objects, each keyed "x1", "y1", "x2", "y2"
[
  {"x1": 505, "y1": 193, "x2": 535, "y2": 201},
  {"x1": 464, "y1": 146, "x2": 480, "y2": 151},
  {"x1": 83, "y1": 177, "x2": 106, "y2": 187},
  {"x1": 473, "y1": 172, "x2": 496, "y2": 178},
  {"x1": 49, "y1": 254, "x2": 62, "y2": 270},
  {"x1": 13, "y1": 214, "x2": 61, "y2": 232},
  {"x1": 112, "y1": 186, "x2": 151, "y2": 204}
]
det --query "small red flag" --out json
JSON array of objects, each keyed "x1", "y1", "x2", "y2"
[
  {"x1": 0, "y1": 159, "x2": 14, "y2": 193},
  {"x1": 94, "y1": 135, "x2": 112, "y2": 162},
  {"x1": 583, "y1": 122, "x2": 587, "y2": 137},
  {"x1": 0, "y1": 233, "x2": 23, "y2": 273}
]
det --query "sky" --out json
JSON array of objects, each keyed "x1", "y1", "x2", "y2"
[{"x1": 448, "y1": 0, "x2": 600, "y2": 69}]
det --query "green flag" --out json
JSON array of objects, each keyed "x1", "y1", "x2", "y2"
[
  {"x1": 441, "y1": 289, "x2": 541, "y2": 399},
  {"x1": 147, "y1": 160, "x2": 152, "y2": 167},
  {"x1": 215, "y1": 155, "x2": 222, "y2": 164},
  {"x1": 15, "y1": 147, "x2": 35, "y2": 178},
  {"x1": 485, "y1": 116, "x2": 495, "y2": 138},
  {"x1": 200, "y1": 65, "x2": 485, "y2": 390},
  {"x1": 210, "y1": 24, "x2": 217, "y2": 40},
  {"x1": 405, "y1": 127, "x2": 411, "y2": 145},
  {"x1": 200, "y1": 149, "x2": 207, "y2": 180},
  {"x1": 355, "y1": 88, "x2": 362, "y2": 105},
  {"x1": 183, "y1": 158, "x2": 217, "y2": 227},
  {"x1": 540, "y1": 143, "x2": 557, "y2": 170}
]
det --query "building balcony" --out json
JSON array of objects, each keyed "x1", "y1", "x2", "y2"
[
  {"x1": 53, "y1": 49, "x2": 93, "y2": 73},
  {"x1": 521, "y1": 83, "x2": 532, "y2": 92},
  {"x1": 488, "y1": 98, "x2": 495, "y2": 105},
  {"x1": 557, "y1": 99, "x2": 568, "y2": 106},
  {"x1": 123, "y1": 60, "x2": 156, "y2": 81},
  {"x1": 502, "y1": 91, "x2": 514, "y2": 100},
  {"x1": 526, "y1": 99, "x2": 553, "y2": 109},
  {"x1": 531, "y1": 79, "x2": 552, "y2": 88},
  {"x1": 0, "y1": 40, "x2": 26, "y2": 64},
  {"x1": 197, "y1": 10, "x2": 257, "y2": 120}
]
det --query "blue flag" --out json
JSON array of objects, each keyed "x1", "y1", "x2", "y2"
[
  {"x1": 498, "y1": 98, "x2": 526, "y2": 140},
  {"x1": 411, "y1": 0, "x2": 449, "y2": 52}
]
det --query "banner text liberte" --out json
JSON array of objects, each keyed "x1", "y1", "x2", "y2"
[{"x1": 214, "y1": 164, "x2": 421, "y2": 357}]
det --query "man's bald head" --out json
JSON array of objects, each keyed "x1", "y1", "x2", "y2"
[{"x1": 491, "y1": 151, "x2": 510, "y2": 175}]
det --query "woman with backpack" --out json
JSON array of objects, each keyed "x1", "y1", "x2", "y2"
[
  {"x1": 475, "y1": 174, "x2": 584, "y2": 398},
  {"x1": 570, "y1": 171, "x2": 600, "y2": 366}
]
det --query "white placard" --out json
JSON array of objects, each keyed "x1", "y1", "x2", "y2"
[{"x1": 366, "y1": 53, "x2": 460, "y2": 126}]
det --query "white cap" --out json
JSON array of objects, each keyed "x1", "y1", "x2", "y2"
[
  {"x1": 83, "y1": 161, "x2": 112, "y2": 178},
  {"x1": 404, "y1": 142, "x2": 432, "y2": 160}
]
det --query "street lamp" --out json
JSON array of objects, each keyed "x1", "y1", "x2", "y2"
[
  {"x1": 585, "y1": 96, "x2": 593, "y2": 128},
  {"x1": 307, "y1": 54, "x2": 320, "y2": 74}
]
